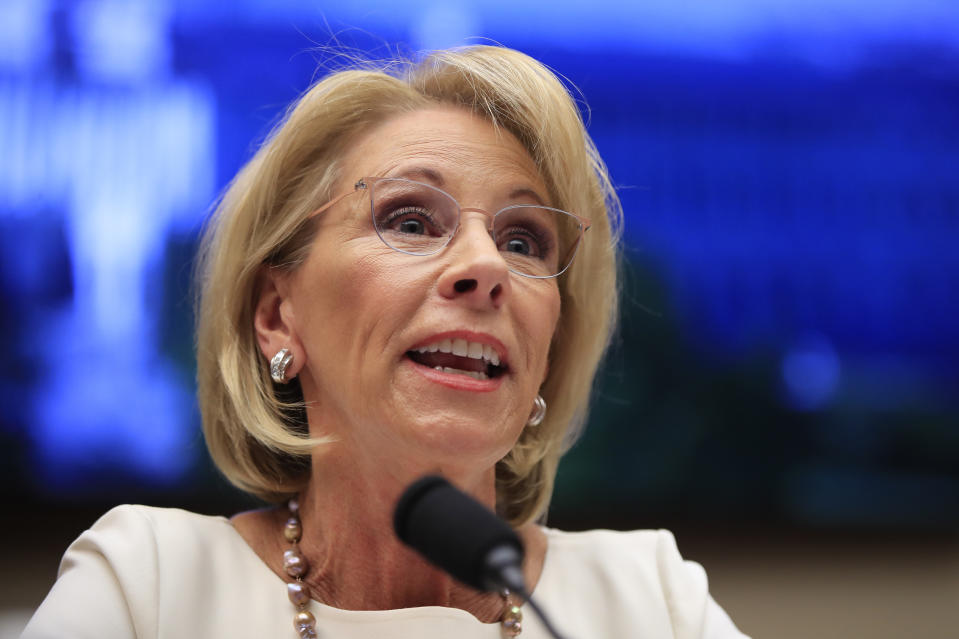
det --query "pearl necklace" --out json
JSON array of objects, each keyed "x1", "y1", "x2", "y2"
[{"x1": 282, "y1": 498, "x2": 523, "y2": 637}]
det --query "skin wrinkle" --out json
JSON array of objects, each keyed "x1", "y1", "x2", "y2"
[
  {"x1": 243, "y1": 106, "x2": 557, "y2": 618},
  {"x1": 282, "y1": 110, "x2": 556, "y2": 463},
  {"x1": 379, "y1": 135, "x2": 551, "y2": 209}
]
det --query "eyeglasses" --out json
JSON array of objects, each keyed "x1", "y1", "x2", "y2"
[{"x1": 308, "y1": 177, "x2": 591, "y2": 279}]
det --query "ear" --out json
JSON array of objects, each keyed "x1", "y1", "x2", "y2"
[{"x1": 254, "y1": 267, "x2": 304, "y2": 379}]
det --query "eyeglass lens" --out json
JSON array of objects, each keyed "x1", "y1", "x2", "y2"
[{"x1": 368, "y1": 178, "x2": 583, "y2": 278}]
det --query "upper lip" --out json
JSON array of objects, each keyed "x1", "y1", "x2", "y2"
[{"x1": 407, "y1": 331, "x2": 508, "y2": 368}]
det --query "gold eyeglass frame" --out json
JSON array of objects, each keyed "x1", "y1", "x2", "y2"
[{"x1": 306, "y1": 177, "x2": 592, "y2": 279}]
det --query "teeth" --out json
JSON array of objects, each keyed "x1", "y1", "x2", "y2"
[
  {"x1": 415, "y1": 337, "x2": 503, "y2": 367},
  {"x1": 468, "y1": 342, "x2": 484, "y2": 359},
  {"x1": 433, "y1": 365, "x2": 488, "y2": 380}
]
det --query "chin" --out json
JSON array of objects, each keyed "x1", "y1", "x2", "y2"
[{"x1": 398, "y1": 413, "x2": 518, "y2": 470}]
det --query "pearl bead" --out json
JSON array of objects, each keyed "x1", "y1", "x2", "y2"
[
  {"x1": 283, "y1": 549, "x2": 308, "y2": 577},
  {"x1": 502, "y1": 602, "x2": 523, "y2": 636},
  {"x1": 288, "y1": 498, "x2": 300, "y2": 514},
  {"x1": 287, "y1": 581, "x2": 310, "y2": 607},
  {"x1": 293, "y1": 610, "x2": 316, "y2": 631},
  {"x1": 503, "y1": 618, "x2": 522, "y2": 636},
  {"x1": 284, "y1": 518, "x2": 302, "y2": 543}
]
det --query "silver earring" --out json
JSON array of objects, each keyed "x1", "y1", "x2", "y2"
[
  {"x1": 527, "y1": 394, "x2": 547, "y2": 427},
  {"x1": 270, "y1": 348, "x2": 294, "y2": 384}
]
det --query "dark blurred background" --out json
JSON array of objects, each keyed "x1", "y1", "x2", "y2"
[{"x1": 2, "y1": 1, "x2": 957, "y2": 637}]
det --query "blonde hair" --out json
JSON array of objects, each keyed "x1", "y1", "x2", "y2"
[{"x1": 196, "y1": 46, "x2": 621, "y2": 525}]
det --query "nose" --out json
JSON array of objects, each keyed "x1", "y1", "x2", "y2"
[{"x1": 437, "y1": 213, "x2": 511, "y2": 309}]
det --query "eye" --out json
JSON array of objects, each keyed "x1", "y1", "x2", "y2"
[
  {"x1": 498, "y1": 227, "x2": 549, "y2": 259},
  {"x1": 493, "y1": 206, "x2": 561, "y2": 263},
  {"x1": 393, "y1": 211, "x2": 427, "y2": 235},
  {"x1": 379, "y1": 206, "x2": 443, "y2": 236},
  {"x1": 504, "y1": 235, "x2": 534, "y2": 256}
]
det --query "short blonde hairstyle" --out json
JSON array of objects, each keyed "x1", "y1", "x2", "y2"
[{"x1": 196, "y1": 45, "x2": 621, "y2": 525}]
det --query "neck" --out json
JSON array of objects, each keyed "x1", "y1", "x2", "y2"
[{"x1": 292, "y1": 453, "x2": 504, "y2": 618}]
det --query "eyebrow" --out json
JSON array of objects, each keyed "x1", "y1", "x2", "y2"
[
  {"x1": 391, "y1": 166, "x2": 445, "y2": 187},
  {"x1": 388, "y1": 166, "x2": 548, "y2": 206},
  {"x1": 508, "y1": 187, "x2": 547, "y2": 206}
]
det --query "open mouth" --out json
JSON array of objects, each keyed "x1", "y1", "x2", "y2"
[{"x1": 406, "y1": 337, "x2": 507, "y2": 381}]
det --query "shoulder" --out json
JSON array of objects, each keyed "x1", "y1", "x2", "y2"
[
  {"x1": 541, "y1": 527, "x2": 704, "y2": 597},
  {"x1": 547, "y1": 527, "x2": 703, "y2": 571},
  {"x1": 61, "y1": 505, "x2": 234, "y2": 572},
  {"x1": 23, "y1": 506, "x2": 245, "y2": 639},
  {"x1": 543, "y1": 527, "x2": 692, "y2": 572},
  {"x1": 62, "y1": 503, "x2": 229, "y2": 540},
  {"x1": 58, "y1": 504, "x2": 244, "y2": 598},
  {"x1": 537, "y1": 528, "x2": 748, "y2": 639},
  {"x1": 85, "y1": 503, "x2": 231, "y2": 536},
  {"x1": 543, "y1": 526, "x2": 673, "y2": 554}
]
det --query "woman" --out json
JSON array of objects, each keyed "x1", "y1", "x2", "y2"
[{"x1": 23, "y1": 46, "x2": 748, "y2": 638}]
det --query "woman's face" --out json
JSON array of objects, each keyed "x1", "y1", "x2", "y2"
[{"x1": 261, "y1": 107, "x2": 561, "y2": 476}]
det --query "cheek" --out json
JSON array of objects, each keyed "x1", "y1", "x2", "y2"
[
  {"x1": 311, "y1": 238, "x2": 396, "y2": 297},
  {"x1": 288, "y1": 240, "x2": 377, "y2": 336},
  {"x1": 345, "y1": 251, "x2": 439, "y2": 322},
  {"x1": 295, "y1": 242, "x2": 430, "y2": 346},
  {"x1": 525, "y1": 283, "x2": 562, "y2": 370}
]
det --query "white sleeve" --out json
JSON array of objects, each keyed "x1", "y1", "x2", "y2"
[
  {"x1": 20, "y1": 506, "x2": 159, "y2": 639},
  {"x1": 655, "y1": 530, "x2": 751, "y2": 639}
]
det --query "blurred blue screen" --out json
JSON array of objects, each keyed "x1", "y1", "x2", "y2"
[{"x1": 2, "y1": 0, "x2": 957, "y2": 527}]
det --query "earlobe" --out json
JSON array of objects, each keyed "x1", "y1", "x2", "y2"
[{"x1": 254, "y1": 267, "x2": 303, "y2": 377}]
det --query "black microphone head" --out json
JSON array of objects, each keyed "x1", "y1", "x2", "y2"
[{"x1": 394, "y1": 475, "x2": 525, "y2": 592}]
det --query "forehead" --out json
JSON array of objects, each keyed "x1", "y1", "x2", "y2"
[{"x1": 339, "y1": 107, "x2": 546, "y2": 195}]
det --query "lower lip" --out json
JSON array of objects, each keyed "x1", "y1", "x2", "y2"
[{"x1": 405, "y1": 357, "x2": 503, "y2": 392}]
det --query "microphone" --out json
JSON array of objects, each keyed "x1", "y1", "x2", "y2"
[
  {"x1": 393, "y1": 475, "x2": 526, "y2": 594},
  {"x1": 393, "y1": 475, "x2": 572, "y2": 639}
]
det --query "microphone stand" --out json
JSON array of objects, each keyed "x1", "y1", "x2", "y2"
[
  {"x1": 514, "y1": 588, "x2": 570, "y2": 639},
  {"x1": 395, "y1": 475, "x2": 575, "y2": 639}
]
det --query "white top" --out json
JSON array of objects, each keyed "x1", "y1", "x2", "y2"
[{"x1": 22, "y1": 505, "x2": 749, "y2": 639}]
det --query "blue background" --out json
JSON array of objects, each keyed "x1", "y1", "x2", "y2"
[{"x1": 1, "y1": 0, "x2": 957, "y2": 530}]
